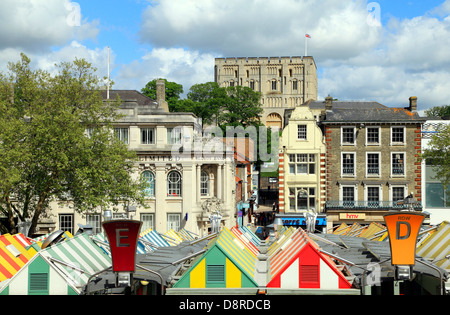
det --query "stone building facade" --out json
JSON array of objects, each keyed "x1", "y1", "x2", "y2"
[
  {"x1": 316, "y1": 96, "x2": 426, "y2": 230},
  {"x1": 48, "y1": 82, "x2": 236, "y2": 237},
  {"x1": 214, "y1": 56, "x2": 318, "y2": 128}
]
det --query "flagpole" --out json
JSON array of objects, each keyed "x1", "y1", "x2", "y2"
[{"x1": 305, "y1": 35, "x2": 308, "y2": 56}]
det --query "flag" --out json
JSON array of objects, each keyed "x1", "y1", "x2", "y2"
[{"x1": 305, "y1": 34, "x2": 311, "y2": 39}]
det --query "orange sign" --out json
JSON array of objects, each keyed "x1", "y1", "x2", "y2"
[{"x1": 384, "y1": 212, "x2": 425, "y2": 265}]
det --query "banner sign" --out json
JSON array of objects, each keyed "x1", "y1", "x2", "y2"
[
  {"x1": 102, "y1": 220, "x2": 142, "y2": 272},
  {"x1": 384, "y1": 212, "x2": 425, "y2": 266}
]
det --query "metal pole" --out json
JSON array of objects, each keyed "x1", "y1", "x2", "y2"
[{"x1": 136, "y1": 264, "x2": 165, "y2": 295}]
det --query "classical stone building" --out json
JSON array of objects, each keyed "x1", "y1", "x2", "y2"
[
  {"x1": 315, "y1": 96, "x2": 427, "y2": 230},
  {"x1": 49, "y1": 82, "x2": 236, "y2": 237},
  {"x1": 214, "y1": 56, "x2": 318, "y2": 128}
]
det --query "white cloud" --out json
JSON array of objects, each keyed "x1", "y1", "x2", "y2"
[
  {"x1": 0, "y1": 0, "x2": 98, "y2": 52},
  {"x1": 139, "y1": 0, "x2": 381, "y2": 60},
  {"x1": 115, "y1": 47, "x2": 215, "y2": 94}
]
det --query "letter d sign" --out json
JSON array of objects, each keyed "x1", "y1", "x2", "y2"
[{"x1": 384, "y1": 212, "x2": 424, "y2": 265}]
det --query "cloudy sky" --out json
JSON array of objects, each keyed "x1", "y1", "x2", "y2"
[{"x1": 1, "y1": 0, "x2": 450, "y2": 113}]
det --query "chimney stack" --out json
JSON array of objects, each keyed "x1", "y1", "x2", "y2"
[
  {"x1": 409, "y1": 96, "x2": 417, "y2": 112},
  {"x1": 325, "y1": 95, "x2": 333, "y2": 111},
  {"x1": 156, "y1": 79, "x2": 169, "y2": 112}
]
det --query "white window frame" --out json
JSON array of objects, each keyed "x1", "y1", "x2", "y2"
[
  {"x1": 114, "y1": 127, "x2": 129, "y2": 144},
  {"x1": 167, "y1": 171, "x2": 182, "y2": 197},
  {"x1": 167, "y1": 213, "x2": 181, "y2": 231},
  {"x1": 339, "y1": 185, "x2": 358, "y2": 207},
  {"x1": 141, "y1": 170, "x2": 155, "y2": 197},
  {"x1": 140, "y1": 213, "x2": 155, "y2": 231},
  {"x1": 86, "y1": 214, "x2": 102, "y2": 234},
  {"x1": 288, "y1": 153, "x2": 316, "y2": 175},
  {"x1": 167, "y1": 127, "x2": 182, "y2": 145},
  {"x1": 366, "y1": 126, "x2": 380, "y2": 146},
  {"x1": 364, "y1": 185, "x2": 383, "y2": 207},
  {"x1": 391, "y1": 126, "x2": 406, "y2": 146},
  {"x1": 390, "y1": 185, "x2": 408, "y2": 208},
  {"x1": 200, "y1": 171, "x2": 209, "y2": 196},
  {"x1": 366, "y1": 152, "x2": 381, "y2": 177},
  {"x1": 59, "y1": 214, "x2": 74, "y2": 235},
  {"x1": 141, "y1": 127, "x2": 156, "y2": 144},
  {"x1": 341, "y1": 152, "x2": 356, "y2": 177},
  {"x1": 297, "y1": 125, "x2": 307, "y2": 140},
  {"x1": 341, "y1": 126, "x2": 356, "y2": 146},
  {"x1": 391, "y1": 152, "x2": 406, "y2": 177}
]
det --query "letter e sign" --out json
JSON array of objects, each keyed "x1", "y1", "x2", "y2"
[
  {"x1": 103, "y1": 220, "x2": 142, "y2": 272},
  {"x1": 384, "y1": 212, "x2": 424, "y2": 265}
]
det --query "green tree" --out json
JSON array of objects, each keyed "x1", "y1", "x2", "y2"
[
  {"x1": 425, "y1": 105, "x2": 450, "y2": 118},
  {"x1": 141, "y1": 78, "x2": 183, "y2": 112},
  {"x1": 0, "y1": 54, "x2": 146, "y2": 235},
  {"x1": 218, "y1": 85, "x2": 263, "y2": 128}
]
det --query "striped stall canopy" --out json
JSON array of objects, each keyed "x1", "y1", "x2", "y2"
[
  {"x1": 40, "y1": 233, "x2": 111, "y2": 290},
  {"x1": 268, "y1": 227, "x2": 297, "y2": 258},
  {"x1": 230, "y1": 226, "x2": 259, "y2": 256},
  {"x1": 416, "y1": 221, "x2": 450, "y2": 272},
  {"x1": 216, "y1": 227, "x2": 256, "y2": 277},
  {"x1": 269, "y1": 229, "x2": 309, "y2": 277},
  {"x1": 359, "y1": 222, "x2": 388, "y2": 241},
  {"x1": 163, "y1": 229, "x2": 184, "y2": 245},
  {"x1": 140, "y1": 228, "x2": 171, "y2": 249},
  {"x1": 238, "y1": 226, "x2": 264, "y2": 247},
  {"x1": 28, "y1": 231, "x2": 74, "y2": 249},
  {"x1": 0, "y1": 234, "x2": 38, "y2": 282},
  {"x1": 177, "y1": 228, "x2": 197, "y2": 241}
]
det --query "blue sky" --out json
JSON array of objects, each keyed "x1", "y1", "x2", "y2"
[{"x1": 2, "y1": 0, "x2": 450, "y2": 113}]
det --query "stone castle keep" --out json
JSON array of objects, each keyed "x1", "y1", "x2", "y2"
[{"x1": 214, "y1": 56, "x2": 318, "y2": 128}]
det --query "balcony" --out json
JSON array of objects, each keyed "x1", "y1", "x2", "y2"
[{"x1": 325, "y1": 200, "x2": 422, "y2": 211}]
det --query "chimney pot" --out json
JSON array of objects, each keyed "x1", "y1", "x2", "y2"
[{"x1": 325, "y1": 95, "x2": 333, "y2": 111}]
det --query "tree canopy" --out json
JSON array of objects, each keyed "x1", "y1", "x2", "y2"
[
  {"x1": 425, "y1": 105, "x2": 450, "y2": 118},
  {"x1": 0, "y1": 54, "x2": 146, "y2": 235},
  {"x1": 141, "y1": 78, "x2": 183, "y2": 112}
]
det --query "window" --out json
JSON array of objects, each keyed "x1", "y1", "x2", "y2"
[
  {"x1": 288, "y1": 154, "x2": 315, "y2": 175},
  {"x1": 392, "y1": 187, "x2": 405, "y2": 205},
  {"x1": 59, "y1": 214, "x2": 74, "y2": 235},
  {"x1": 367, "y1": 187, "x2": 380, "y2": 207},
  {"x1": 342, "y1": 153, "x2": 355, "y2": 176},
  {"x1": 167, "y1": 213, "x2": 181, "y2": 231},
  {"x1": 293, "y1": 80, "x2": 298, "y2": 90},
  {"x1": 141, "y1": 128, "x2": 155, "y2": 144},
  {"x1": 391, "y1": 127, "x2": 405, "y2": 144},
  {"x1": 425, "y1": 163, "x2": 450, "y2": 208},
  {"x1": 367, "y1": 153, "x2": 380, "y2": 176},
  {"x1": 392, "y1": 153, "x2": 405, "y2": 176},
  {"x1": 250, "y1": 80, "x2": 255, "y2": 90},
  {"x1": 140, "y1": 213, "x2": 155, "y2": 231},
  {"x1": 167, "y1": 127, "x2": 182, "y2": 145},
  {"x1": 167, "y1": 171, "x2": 182, "y2": 196},
  {"x1": 288, "y1": 187, "x2": 316, "y2": 212},
  {"x1": 114, "y1": 128, "x2": 129, "y2": 144},
  {"x1": 342, "y1": 186, "x2": 355, "y2": 207},
  {"x1": 297, "y1": 125, "x2": 307, "y2": 140},
  {"x1": 86, "y1": 214, "x2": 101, "y2": 234},
  {"x1": 366, "y1": 127, "x2": 380, "y2": 145},
  {"x1": 271, "y1": 80, "x2": 277, "y2": 91},
  {"x1": 141, "y1": 171, "x2": 155, "y2": 197},
  {"x1": 342, "y1": 127, "x2": 355, "y2": 145},
  {"x1": 201, "y1": 171, "x2": 209, "y2": 196}
]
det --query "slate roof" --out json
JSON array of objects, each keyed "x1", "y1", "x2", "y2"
[
  {"x1": 101, "y1": 90, "x2": 157, "y2": 107},
  {"x1": 307, "y1": 99, "x2": 426, "y2": 123}
]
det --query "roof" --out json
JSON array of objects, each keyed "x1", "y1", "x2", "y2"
[
  {"x1": 323, "y1": 107, "x2": 426, "y2": 123},
  {"x1": 0, "y1": 233, "x2": 38, "y2": 282},
  {"x1": 416, "y1": 221, "x2": 450, "y2": 272},
  {"x1": 39, "y1": 233, "x2": 112, "y2": 292},
  {"x1": 101, "y1": 90, "x2": 157, "y2": 107}
]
